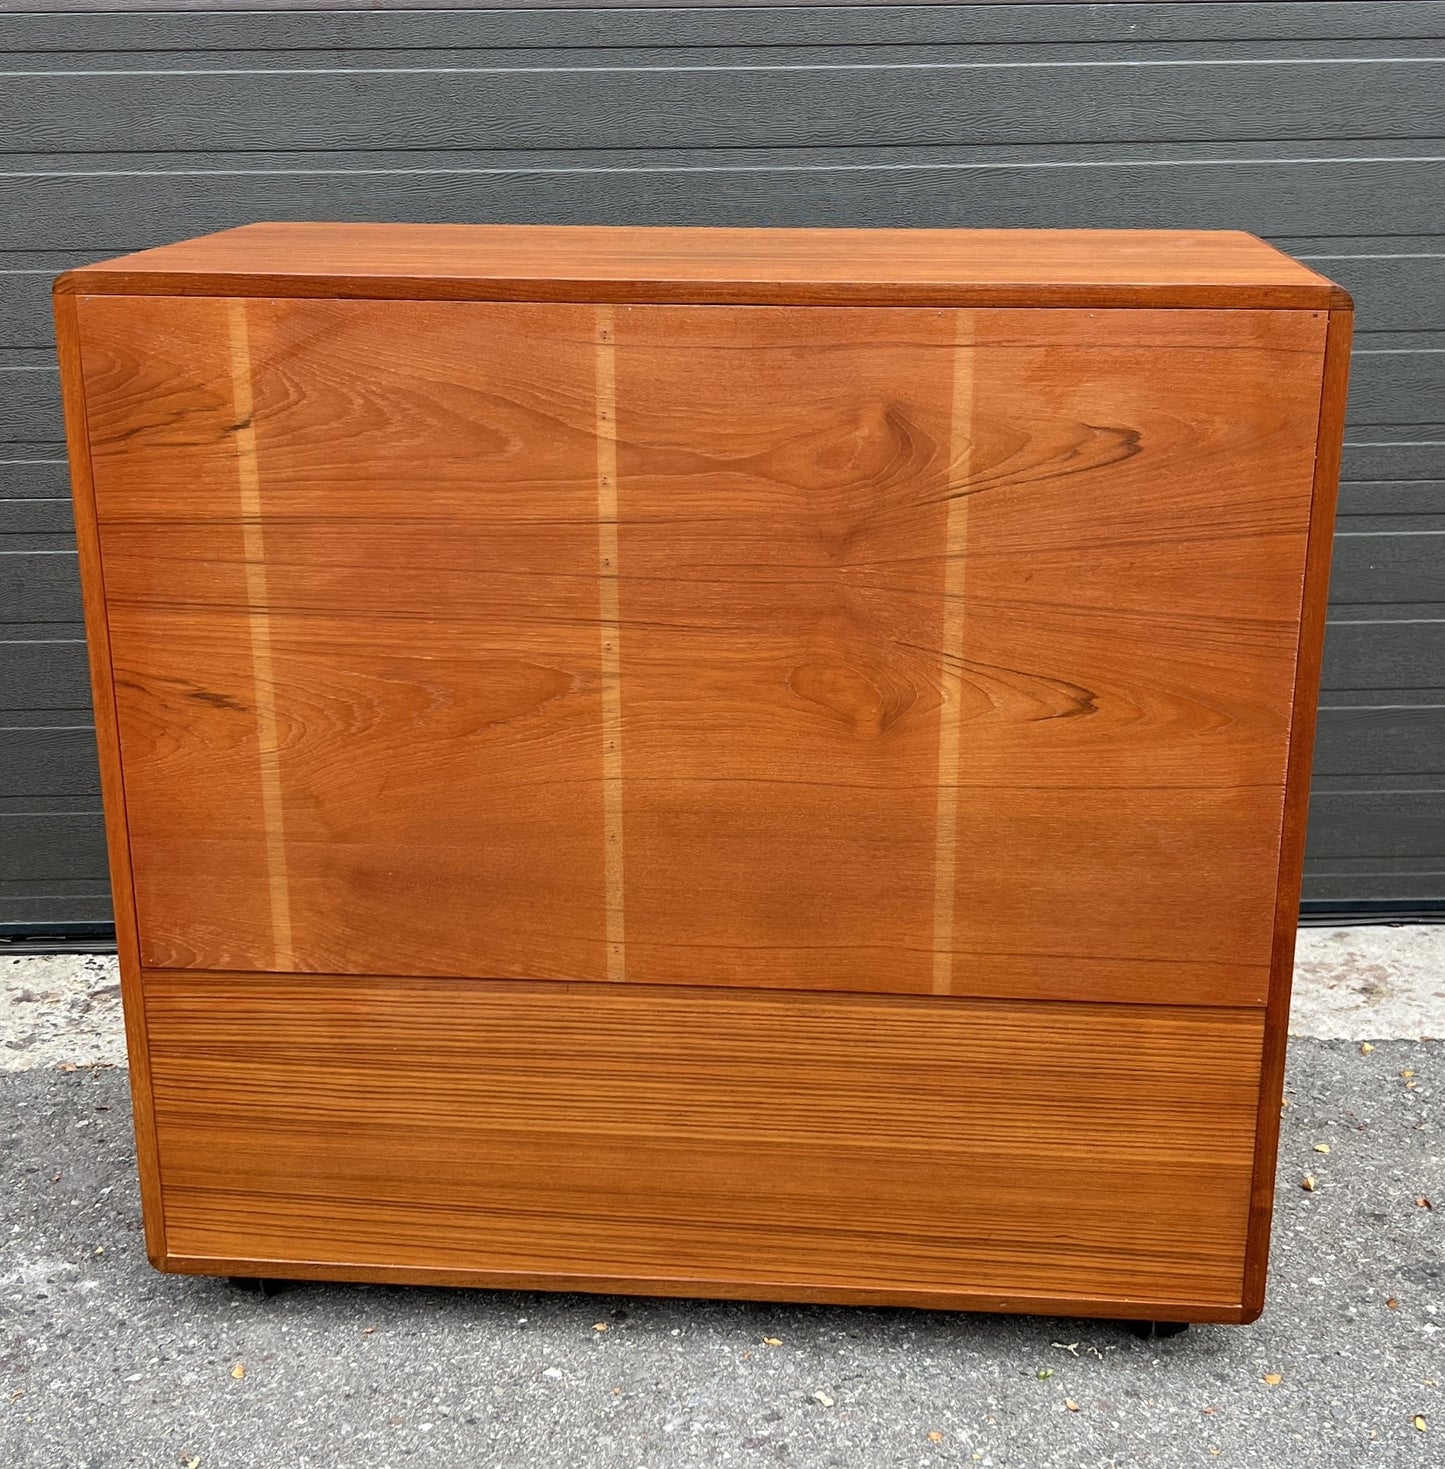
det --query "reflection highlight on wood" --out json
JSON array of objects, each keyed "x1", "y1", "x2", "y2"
[
  {"x1": 595, "y1": 304, "x2": 626, "y2": 982},
  {"x1": 933, "y1": 310, "x2": 975, "y2": 996},
  {"x1": 225, "y1": 299, "x2": 293, "y2": 971}
]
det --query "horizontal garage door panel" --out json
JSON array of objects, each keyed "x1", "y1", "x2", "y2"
[
  {"x1": 1303, "y1": 844, "x2": 1445, "y2": 903},
  {"x1": 1315, "y1": 706, "x2": 1445, "y2": 777},
  {"x1": 0, "y1": 889, "x2": 112, "y2": 932},
  {"x1": 8, "y1": 155, "x2": 1445, "y2": 251},
  {"x1": 1302, "y1": 253, "x2": 1445, "y2": 333},
  {"x1": 7, "y1": 3, "x2": 1445, "y2": 50},
  {"x1": 1342, "y1": 436, "x2": 1445, "y2": 485},
  {"x1": 1306, "y1": 793, "x2": 1445, "y2": 863},
  {"x1": 0, "y1": 550, "x2": 81, "y2": 624},
  {"x1": 1347, "y1": 350, "x2": 1445, "y2": 428},
  {"x1": 1322, "y1": 622, "x2": 1445, "y2": 695},
  {"x1": 0, "y1": 362, "x2": 61, "y2": 444},
  {"x1": 0, "y1": 460, "x2": 70, "y2": 500},
  {"x1": 0, "y1": 635, "x2": 91, "y2": 713},
  {"x1": 1339, "y1": 483, "x2": 1445, "y2": 518},
  {"x1": 8, "y1": 57, "x2": 1445, "y2": 153},
  {"x1": 0, "y1": 813, "x2": 107, "y2": 884},
  {"x1": 1330, "y1": 526, "x2": 1445, "y2": 605},
  {"x1": 0, "y1": 727, "x2": 99, "y2": 800},
  {"x1": 2, "y1": 2, "x2": 1442, "y2": 925}
]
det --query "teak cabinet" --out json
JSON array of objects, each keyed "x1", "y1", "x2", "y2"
[{"x1": 56, "y1": 224, "x2": 1351, "y2": 1324}]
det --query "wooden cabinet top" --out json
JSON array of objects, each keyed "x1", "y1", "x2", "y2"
[{"x1": 57, "y1": 222, "x2": 1347, "y2": 311}]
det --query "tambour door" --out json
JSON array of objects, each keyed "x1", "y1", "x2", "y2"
[{"x1": 75, "y1": 295, "x2": 1328, "y2": 1003}]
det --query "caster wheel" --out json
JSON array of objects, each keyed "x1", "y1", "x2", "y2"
[
  {"x1": 229, "y1": 1276, "x2": 286, "y2": 1298},
  {"x1": 1122, "y1": 1319, "x2": 1189, "y2": 1341}
]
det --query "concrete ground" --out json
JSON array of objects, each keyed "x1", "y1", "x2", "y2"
[{"x1": 2, "y1": 929, "x2": 1441, "y2": 1468}]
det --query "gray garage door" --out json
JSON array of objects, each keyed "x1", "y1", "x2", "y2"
[{"x1": 2, "y1": 0, "x2": 1442, "y2": 935}]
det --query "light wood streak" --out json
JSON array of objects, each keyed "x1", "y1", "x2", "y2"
[
  {"x1": 595, "y1": 305, "x2": 626, "y2": 981},
  {"x1": 933, "y1": 311, "x2": 974, "y2": 996},
  {"x1": 225, "y1": 300, "x2": 294, "y2": 971}
]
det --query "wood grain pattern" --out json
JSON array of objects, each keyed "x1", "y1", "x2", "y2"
[
  {"x1": 57, "y1": 223, "x2": 1344, "y2": 312},
  {"x1": 73, "y1": 294, "x2": 1329, "y2": 1007},
  {"x1": 608, "y1": 305, "x2": 1325, "y2": 1003},
  {"x1": 943, "y1": 307, "x2": 1330, "y2": 1006},
  {"x1": 142, "y1": 970, "x2": 1264, "y2": 1320},
  {"x1": 611, "y1": 305, "x2": 954, "y2": 994},
  {"x1": 77, "y1": 293, "x2": 612, "y2": 979}
]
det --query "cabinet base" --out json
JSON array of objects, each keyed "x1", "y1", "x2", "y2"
[{"x1": 139, "y1": 970, "x2": 1266, "y2": 1323}]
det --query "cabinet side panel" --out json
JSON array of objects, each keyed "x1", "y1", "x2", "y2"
[
  {"x1": 56, "y1": 288, "x2": 167, "y2": 1263},
  {"x1": 144, "y1": 972, "x2": 1262, "y2": 1316},
  {"x1": 1244, "y1": 306, "x2": 1352, "y2": 1319}
]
